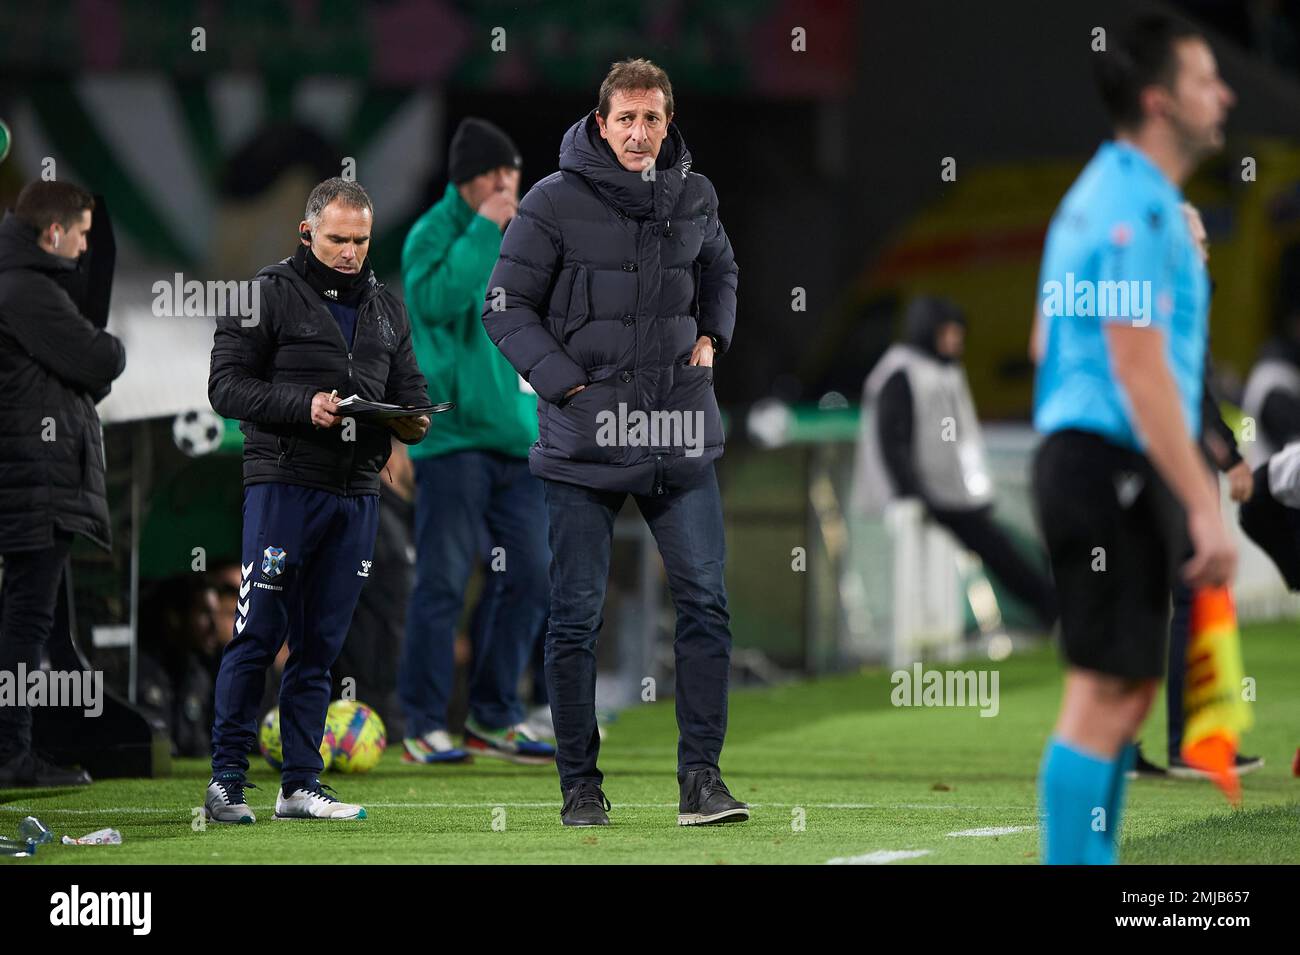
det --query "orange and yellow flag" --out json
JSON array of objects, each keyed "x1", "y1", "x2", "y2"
[{"x1": 1182, "y1": 587, "x2": 1253, "y2": 805}]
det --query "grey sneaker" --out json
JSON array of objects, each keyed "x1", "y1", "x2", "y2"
[
  {"x1": 275, "y1": 780, "x2": 366, "y2": 820},
  {"x1": 204, "y1": 770, "x2": 256, "y2": 824}
]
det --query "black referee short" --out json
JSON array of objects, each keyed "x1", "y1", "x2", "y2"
[{"x1": 1033, "y1": 429, "x2": 1187, "y2": 680}]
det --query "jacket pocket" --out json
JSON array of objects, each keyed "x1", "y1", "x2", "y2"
[
  {"x1": 544, "y1": 368, "x2": 625, "y2": 465},
  {"x1": 666, "y1": 363, "x2": 723, "y2": 458},
  {"x1": 276, "y1": 434, "x2": 299, "y2": 470},
  {"x1": 561, "y1": 264, "x2": 591, "y2": 343},
  {"x1": 77, "y1": 424, "x2": 91, "y2": 485}
]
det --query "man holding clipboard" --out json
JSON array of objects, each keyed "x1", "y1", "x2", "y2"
[{"x1": 205, "y1": 177, "x2": 433, "y2": 823}]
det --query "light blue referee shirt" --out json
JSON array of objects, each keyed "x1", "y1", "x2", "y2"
[{"x1": 1033, "y1": 140, "x2": 1210, "y2": 450}]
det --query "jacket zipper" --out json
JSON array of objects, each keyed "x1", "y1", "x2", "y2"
[
  {"x1": 315, "y1": 283, "x2": 381, "y2": 496},
  {"x1": 631, "y1": 217, "x2": 642, "y2": 404},
  {"x1": 342, "y1": 303, "x2": 367, "y2": 496}
]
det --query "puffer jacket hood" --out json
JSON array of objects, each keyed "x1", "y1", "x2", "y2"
[{"x1": 558, "y1": 111, "x2": 691, "y2": 221}]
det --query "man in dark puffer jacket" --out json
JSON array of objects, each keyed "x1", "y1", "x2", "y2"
[
  {"x1": 483, "y1": 58, "x2": 745, "y2": 827},
  {"x1": 205, "y1": 178, "x2": 430, "y2": 824},
  {"x1": 0, "y1": 180, "x2": 125, "y2": 788}
]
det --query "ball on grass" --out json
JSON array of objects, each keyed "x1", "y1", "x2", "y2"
[{"x1": 325, "y1": 700, "x2": 386, "y2": 773}]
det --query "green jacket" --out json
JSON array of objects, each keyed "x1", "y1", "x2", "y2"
[{"x1": 402, "y1": 184, "x2": 538, "y2": 459}]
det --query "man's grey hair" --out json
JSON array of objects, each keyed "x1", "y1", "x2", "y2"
[{"x1": 304, "y1": 177, "x2": 373, "y2": 229}]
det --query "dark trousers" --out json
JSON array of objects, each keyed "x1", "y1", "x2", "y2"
[
  {"x1": 211, "y1": 483, "x2": 378, "y2": 788},
  {"x1": 0, "y1": 533, "x2": 74, "y2": 762},
  {"x1": 399, "y1": 451, "x2": 550, "y2": 736},
  {"x1": 1166, "y1": 579, "x2": 1192, "y2": 759},
  {"x1": 931, "y1": 504, "x2": 1058, "y2": 626},
  {"x1": 544, "y1": 465, "x2": 732, "y2": 790}
]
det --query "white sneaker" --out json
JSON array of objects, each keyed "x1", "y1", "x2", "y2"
[
  {"x1": 274, "y1": 782, "x2": 366, "y2": 820},
  {"x1": 204, "y1": 772, "x2": 256, "y2": 824},
  {"x1": 521, "y1": 706, "x2": 555, "y2": 742}
]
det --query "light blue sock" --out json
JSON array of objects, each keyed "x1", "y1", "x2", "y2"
[
  {"x1": 1104, "y1": 742, "x2": 1137, "y2": 855},
  {"x1": 1038, "y1": 736, "x2": 1116, "y2": 865}
]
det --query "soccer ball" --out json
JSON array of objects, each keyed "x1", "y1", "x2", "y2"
[
  {"x1": 325, "y1": 700, "x2": 387, "y2": 773},
  {"x1": 258, "y1": 707, "x2": 334, "y2": 772},
  {"x1": 173, "y1": 409, "x2": 224, "y2": 456}
]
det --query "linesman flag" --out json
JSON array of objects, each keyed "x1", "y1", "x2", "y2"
[{"x1": 1183, "y1": 586, "x2": 1254, "y2": 805}]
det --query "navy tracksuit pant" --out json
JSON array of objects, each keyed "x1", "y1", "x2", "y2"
[{"x1": 211, "y1": 482, "x2": 378, "y2": 789}]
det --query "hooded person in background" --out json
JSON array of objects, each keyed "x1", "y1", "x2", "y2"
[{"x1": 853, "y1": 295, "x2": 1057, "y2": 628}]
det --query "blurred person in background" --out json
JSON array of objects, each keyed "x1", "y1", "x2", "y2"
[
  {"x1": 398, "y1": 118, "x2": 556, "y2": 767},
  {"x1": 1240, "y1": 242, "x2": 1300, "y2": 466},
  {"x1": 0, "y1": 180, "x2": 125, "y2": 788},
  {"x1": 1237, "y1": 437, "x2": 1300, "y2": 777},
  {"x1": 1131, "y1": 202, "x2": 1262, "y2": 780},
  {"x1": 483, "y1": 58, "x2": 744, "y2": 828},
  {"x1": 852, "y1": 295, "x2": 1057, "y2": 629},
  {"x1": 137, "y1": 575, "x2": 221, "y2": 758},
  {"x1": 210, "y1": 562, "x2": 243, "y2": 660}
]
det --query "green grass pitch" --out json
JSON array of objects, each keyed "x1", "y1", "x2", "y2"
[{"x1": 3, "y1": 622, "x2": 1297, "y2": 864}]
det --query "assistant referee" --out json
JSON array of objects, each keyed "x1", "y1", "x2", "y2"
[{"x1": 1031, "y1": 15, "x2": 1236, "y2": 865}]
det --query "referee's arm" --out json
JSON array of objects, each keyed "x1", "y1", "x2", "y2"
[{"x1": 1106, "y1": 324, "x2": 1233, "y2": 586}]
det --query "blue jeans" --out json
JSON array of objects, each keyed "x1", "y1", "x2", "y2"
[
  {"x1": 544, "y1": 465, "x2": 732, "y2": 790},
  {"x1": 211, "y1": 483, "x2": 378, "y2": 789},
  {"x1": 399, "y1": 451, "x2": 550, "y2": 736}
]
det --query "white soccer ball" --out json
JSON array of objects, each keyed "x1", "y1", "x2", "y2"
[{"x1": 173, "y1": 409, "x2": 224, "y2": 457}]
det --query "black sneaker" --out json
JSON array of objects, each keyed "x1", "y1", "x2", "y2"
[
  {"x1": 1127, "y1": 744, "x2": 1167, "y2": 780},
  {"x1": 678, "y1": 768, "x2": 750, "y2": 826},
  {"x1": 1168, "y1": 753, "x2": 1265, "y2": 780},
  {"x1": 0, "y1": 751, "x2": 92, "y2": 788},
  {"x1": 560, "y1": 781, "x2": 610, "y2": 827}
]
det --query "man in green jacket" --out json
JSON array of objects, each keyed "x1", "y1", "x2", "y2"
[{"x1": 397, "y1": 118, "x2": 555, "y2": 765}]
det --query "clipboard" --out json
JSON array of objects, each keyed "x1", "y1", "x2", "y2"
[{"x1": 334, "y1": 395, "x2": 454, "y2": 421}]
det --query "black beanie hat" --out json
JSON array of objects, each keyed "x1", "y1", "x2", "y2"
[{"x1": 448, "y1": 118, "x2": 522, "y2": 184}]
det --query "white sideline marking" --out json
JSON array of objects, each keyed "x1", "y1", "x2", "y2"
[
  {"x1": 947, "y1": 826, "x2": 1034, "y2": 837},
  {"x1": 826, "y1": 849, "x2": 932, "y2": 865},
  {"x1": 0, "y1": 801, "x2": 1027, "y2": 815}
]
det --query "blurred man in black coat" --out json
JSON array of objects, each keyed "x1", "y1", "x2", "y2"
[{"x1": 0, "y1": 180, "x2": 125, "y2": 787}]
